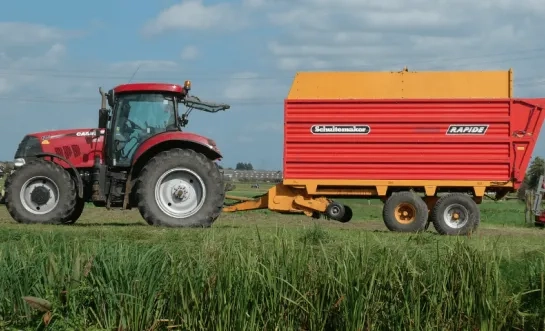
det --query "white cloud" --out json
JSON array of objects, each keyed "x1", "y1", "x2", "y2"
[
  {"x1": 251, "y1": 122, "x2": 283, "y2": 132},
  {"x1": 0, "y1": 22, "x2": 79, "y2": 45},
  {"x1": 242, "y1": 0, "x2": 266, "y2": 8},
  {"x1": 180, "y1": 45, "x2": 199, "y2": 60},
  {"x1": 142, "y1": 0, "x2": 245, "y2": 35},
  {"x1": 0, "y1": 78, "x2": 10, "y2": 95},
  {"x1": 108, "y1": 60, "x2": 180, "y2": 74},
  {"x1": 0, "y1": 43, "x2": 68, "y2": 96},
  {"x1": 222, "y1": 72, "x2": 265, "y2": 100},
  {"x1": 222, "y1": 72, "x2": 287, "y2": 102},
  {"x1": 264, "y1": 0, "x2": 545, "y2": 89}
]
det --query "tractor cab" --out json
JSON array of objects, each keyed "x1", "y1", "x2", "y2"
[{"x1": 98, "y1": 81, "x2": 230, "y2": 167}]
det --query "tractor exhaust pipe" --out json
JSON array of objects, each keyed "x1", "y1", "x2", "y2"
[
  {"x1": 97, "y1": 87, "x2": 109, "y2": 130},
  {"x1": 99, "y1": 87, "x2": 107, "y2": 110}
]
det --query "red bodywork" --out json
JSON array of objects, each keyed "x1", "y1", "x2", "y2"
[
  {"x1": 114, "y1": 83, "x2": 184, "y2": 94},
  {"x1": 283, "y1": 98, "x2": 545, "y2": 187},
  {"x1": 536, "y1": 213, "x2": 545, "y2": 225},
  {"x1": 131, "y1": 131, "x2": 221, "y2": 163},
  {"x1": 30, "y1": 128, "x2": 105, "y2": 167},
  {"x1": 28, "y1": 128, "x2": 221, "y2": 168},
  {"x1": 22, "y1": 82, "x2": 221, "y2": 168}
]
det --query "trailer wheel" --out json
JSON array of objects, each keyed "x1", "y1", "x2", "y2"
[
  {"x1": 5, "y1": 159, "x2": 77, "y2": 224},
  {"x1": 431, "y1": 193, "x2": 479, "y2": 235},
  {"x1": 340, "y1": 205, "x2": 353, "y2": 223},
  {"x1": 382, "y1": 192, "x2": 428, "y2": 232},
  {"x1": 136, "y1": 148, "x2": 225, "y2": 228},
  {"x1": 325, "y1": 201, "x2": 346, "y2": 221}
]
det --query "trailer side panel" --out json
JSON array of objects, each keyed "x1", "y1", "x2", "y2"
[{"x1": 283, "y1": 98, "x2": 545, "y2": 187}]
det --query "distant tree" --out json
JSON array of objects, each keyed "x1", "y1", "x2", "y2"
[
  {"x1": 517, "y1": 156, "x2": 545, "y2": 200},
  {"x1": 3, "y1": 162, "x2": 13, "y2": 172},
  {"x1": 235, "y1": 162, "x2": 254, "y2": 170}
]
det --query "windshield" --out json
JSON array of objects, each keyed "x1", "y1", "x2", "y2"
[
  {"x1": 112, "y1": 93, "x2": 177, "y2": 166},
  {"x1": 115, "y1": 93, "x2": 176, "y2": 130}
]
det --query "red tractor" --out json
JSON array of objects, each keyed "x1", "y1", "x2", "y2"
[{"x1": 3, "y1": 81, "x2": 230, "y2": 227}]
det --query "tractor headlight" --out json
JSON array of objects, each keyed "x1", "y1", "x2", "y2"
[{"x1": 14, "y1": 158, "x2": 25, "y2": 168}]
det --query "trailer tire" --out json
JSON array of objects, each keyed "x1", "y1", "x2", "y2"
[
  {"x1": 340, "y1": 205, "x2": 353, "y2": 223},
  {"x1": 136, "y1": 148, "x2": 225, "y2": 228},
  {"x1": 325, "y1": 201, "x2": 346, "y2": 221},
  {"x1": 5, "y1": 159, "x2": 77, "y2": 224},
  {"x1": 382, "y1": 191, "x2": 428, "y2": 232},
  {"x1": 431, "y1": 193, "x2": 479, "y2": 235}
]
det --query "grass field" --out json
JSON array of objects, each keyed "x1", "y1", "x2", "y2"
[{"x1": 1, "y1": 182, "x2": 545, "y2": 330}]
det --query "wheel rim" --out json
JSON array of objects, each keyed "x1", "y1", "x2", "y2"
[
  {"x1": 330, "y1": 204, "x2": 342, "y2": 217},
  {"x1": 154, "y1": 167, "x2": 206, "y2": 219},
  {"x1": 19, "y1": 176, "x2": 60, "y2": 215},
  {"x1": 394, "y1": 202, "x2": 416, "y2": 224},
  {"x1": 443, "y1": 203, "x2": 469, "y2": 229}
]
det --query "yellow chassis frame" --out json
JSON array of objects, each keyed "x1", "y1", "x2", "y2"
[{"x1": 222, "y1": 179, "x2": 515, "y2": 216}]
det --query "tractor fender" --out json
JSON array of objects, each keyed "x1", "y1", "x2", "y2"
[
  {"x1": 131, "y1": 131, "x2": 222, "y2": 168},
  {"x1": 35, "y1": 152, "x2": 85, "y2": 198}
]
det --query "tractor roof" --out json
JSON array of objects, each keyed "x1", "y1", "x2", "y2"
[{"x1": 113, "y1": 82, "x2": 184, "y2": 94}]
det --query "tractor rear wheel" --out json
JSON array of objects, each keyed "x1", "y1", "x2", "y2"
[
  {"x1": 135, "y1": 148, "x2": 225, "y2": 227},
  {"x1": 5, "y1": 159, "x2": 77, "y2": 224}
]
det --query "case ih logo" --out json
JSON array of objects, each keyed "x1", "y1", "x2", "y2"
[
  {"x1": 311, "y1": 125, "x2": 370, "y2": 134},
  {"x1": 446, "y1": 125, "x2": 489, "y2": 135}
]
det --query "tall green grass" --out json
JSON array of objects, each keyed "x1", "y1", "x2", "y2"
[{"x1": 1, "y1": 228, "x2": 545, "y2": 330}]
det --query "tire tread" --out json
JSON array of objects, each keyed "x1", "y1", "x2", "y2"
[
  {"x1": 5, "y1": 159, "x2": 77, "y2": 224},
  {"x1": 135, "y1": 148, "x2": 225, "y2": 227}
]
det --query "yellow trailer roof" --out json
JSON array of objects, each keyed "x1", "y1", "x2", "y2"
[{"x1": 286, "y1": 67, "x2": 513, "y2": 100}]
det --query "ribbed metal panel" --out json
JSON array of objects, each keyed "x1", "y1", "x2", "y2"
[{"x1": 283, "y1": 98, "x2": 545, "y2": 183}]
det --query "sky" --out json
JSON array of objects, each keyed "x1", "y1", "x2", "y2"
[{"x1": 1, "y1": 0, "x2": 545, "y2": 170}]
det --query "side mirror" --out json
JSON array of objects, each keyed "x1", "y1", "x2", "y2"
[
  {"x1": 98, "y1": 108, "x2": 109, "y2": 129},
  {"x1": 107, "y1": 89, "x2": 115, "y2": 108}
]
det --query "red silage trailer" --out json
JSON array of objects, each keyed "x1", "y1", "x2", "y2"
[{"x1": 224, "y1": 69, "x2": 545, "y2": 235}]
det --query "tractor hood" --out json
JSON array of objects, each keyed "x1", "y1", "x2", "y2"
[
  {"x1": 29, "y1": 128, "x2": 104, "y2": 141},
  {"x1": 13, "y1": 128, "x2": 104, "y2": 167}
]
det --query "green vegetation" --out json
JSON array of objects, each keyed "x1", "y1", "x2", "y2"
[{"x1": 0, "y1": 182, "x2": 544, "y2": 329}]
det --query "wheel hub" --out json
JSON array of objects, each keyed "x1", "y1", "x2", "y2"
[
  {"x1": 395, "y1": 203, "x2": 417, "y2": 224},
  {"x1": 30, "y1": 186, "x2": 51, "y2": 205},
  {"x1": 172, "y1": 185, "x2": 190, "y2": 202},
  {"x1": 443, "y1": 203, "x2": 469, "y2": 229},
  {"x1": 19, "y1": 175, "x2": 60, "y2": 215},
  {"x1": 154, "y1": 167, "x2": 206, "y2": 219}
]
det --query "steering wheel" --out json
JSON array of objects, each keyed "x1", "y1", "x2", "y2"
[{"x1": 125, "y1": 118, "x2": 146, "y2": 132}]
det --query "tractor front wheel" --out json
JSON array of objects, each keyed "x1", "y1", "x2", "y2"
[
  {"x1": 135, "y1": 148, "x2": 225, "y2": 227},
  {"x1": 62, "y1": 196, "x2": 85, "y2": 225},
  {"x1": 5, "y1": 159, "x2": 77, "y2": 224}
]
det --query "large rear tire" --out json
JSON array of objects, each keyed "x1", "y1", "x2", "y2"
[
  {"x1": 5, "y1": 159, "x2": 77, "y2": 224},
  {"x1": 382, "y1": 191, "x2": 428, "y2": 233},
  {"x1": 135, "y1": 148, "x2": 225, "y2": 227}
]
